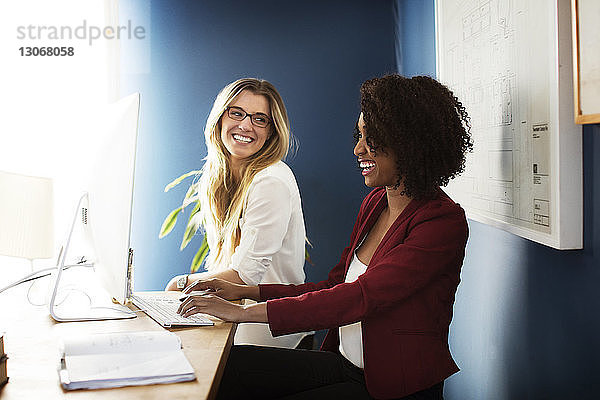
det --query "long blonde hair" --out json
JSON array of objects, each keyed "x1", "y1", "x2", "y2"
[{"x1": 199, "y1": 78, "x2": 291, "y2": 270}]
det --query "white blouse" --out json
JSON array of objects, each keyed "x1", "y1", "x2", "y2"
[
  {"x1": 339, "y1": 251, "x2": 368, "y2": 368},
  {"x1": 205, "y1": 161, "x2": 309, "y2": 348}
]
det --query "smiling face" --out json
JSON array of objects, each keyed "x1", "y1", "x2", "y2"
[
  {"x1": 354, "y1": 113, "x2": 399, "y2": 188},
  {"x1": 220, "y1": 90, "x2": 271, "y2": 167}
]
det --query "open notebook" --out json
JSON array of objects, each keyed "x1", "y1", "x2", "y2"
[{"x1": 58, "y1": 330, "x2": 195, "y2": 390}]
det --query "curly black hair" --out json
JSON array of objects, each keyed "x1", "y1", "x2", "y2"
[{"x1": 356, "y1": 74, "x2": 473, "y2": 200}]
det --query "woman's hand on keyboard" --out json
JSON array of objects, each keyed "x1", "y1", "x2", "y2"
[
  {"x1": 183, "y1": 278, "x2": 260, "y2": 301},
  {"x1": 177, "y1": 292, "x2": 267, "y2": 323}
]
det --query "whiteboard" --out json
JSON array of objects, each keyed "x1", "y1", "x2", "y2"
[{"x1": 436, "y1": 0, "x2": 582, "y2": 249}]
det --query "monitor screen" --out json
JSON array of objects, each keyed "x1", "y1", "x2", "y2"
[
  {"x1": 87, "y1": 92, "x2": 140, "y2": 305},
  {"x1": 49, "y1": 93, "x2": 140, "y2": 321}
]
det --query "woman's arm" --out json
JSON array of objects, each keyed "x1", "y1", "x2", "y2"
[
  {"x1": 178, "y1": 294, "x2": 267, "y2": 323},
  {"x1": 258, "y1": 245, "x2": 351, "y2": 300},
  {"x1": 190, "y1": 269, "x2": 246, "y2": 285},
  {"x1": 182, "y1": 278, "x2": 261, "y2": 301},
  {"x1": 165, "y1": 268, "x2": 245, "y2": 291},
  {"x1": 228, "y1": 175, "x2": 295, "y2": 285},
  {"x1": 266, "y1": 204, "x2": 469, "y2": 336}
]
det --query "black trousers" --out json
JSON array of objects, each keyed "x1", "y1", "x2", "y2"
[{"x1": 216, "y1": 345, "x2": 444, "y2": 400}]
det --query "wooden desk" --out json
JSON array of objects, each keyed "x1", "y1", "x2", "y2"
[{"x1": 0, "y1": 288, "x2": 236, "y2": 400}]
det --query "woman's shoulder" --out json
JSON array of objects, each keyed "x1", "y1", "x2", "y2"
[
  {"x1": 422, "y1": 189, "x2": 465, "y2": 214},
  {"x1": 246, "y1": 161, "x2": 301, "y2": 202},
  {"x1": 253, "y1": 161, "x2": 298, "y2": 186},
  {"x1": 409, "y1": 189, "x2": 467, "y2": 230}
]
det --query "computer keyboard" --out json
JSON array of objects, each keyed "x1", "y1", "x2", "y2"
[{"x1": 131, "y1": 292, "x2": 214, "y2": 327}]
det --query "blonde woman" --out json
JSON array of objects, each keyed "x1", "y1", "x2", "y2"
[{"x1": 166, "y1": 78, "x2": 309, "y2": 348}]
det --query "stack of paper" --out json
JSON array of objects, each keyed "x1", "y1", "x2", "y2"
[
  {"x1": 1, "y1": 332, "x2": 7, "y2": 387},
  {"x1": 58, "y1": 330, "x2": 196, "y2": 390}
]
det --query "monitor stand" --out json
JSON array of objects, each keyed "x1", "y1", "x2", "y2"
[{"x1": 49, "y1": 193, "x2": 136, "y2": 322}]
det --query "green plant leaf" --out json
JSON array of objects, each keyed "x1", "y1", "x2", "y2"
[
  {"x1": 305, "y1": 236, "x2": 313, "y2": 248},
  {"x1": 304, "y1": 236, "x2": 314, "y2": 265},
  {"x1": 164, "y1": 170, "x2": 201, "y2": 192},
  {"x1": 180, "y1": 201, "x2": 202, "y2": 250},
  {"x1": 190, "y1": 235, "x2": 209, "y2": 273},
  {"x1": 159, "y1": 207, "x2": 183, "y2": 238},
  {"x1": 305, "y1": 247, "x2": 314, "y2": 266},
  {"x1": 181, "y1": 182, "x2": 200, "y2": 209}
]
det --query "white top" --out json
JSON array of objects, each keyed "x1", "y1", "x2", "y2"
[
  {"x1": 339, "y1": 251, "x2": 368, "y2": 368},
  {"x1": 205, "y1": 161, "x2": 309, "y2": 348}
]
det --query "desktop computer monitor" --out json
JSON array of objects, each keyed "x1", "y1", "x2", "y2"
[{"x1": 49, "y1": 92, "x2": 140, "y2": 321}]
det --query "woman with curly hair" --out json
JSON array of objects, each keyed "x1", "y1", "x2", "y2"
[
  {"x1": 178, "y1": 74, "x2": 473, "y2": 399},
  {"x1": 166, "y1": 78, "x2": 310, "y2": 349}
]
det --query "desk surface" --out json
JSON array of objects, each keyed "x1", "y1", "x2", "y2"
[{"x1": 0, "y1": 288, "x2": 236, "y2": 400}]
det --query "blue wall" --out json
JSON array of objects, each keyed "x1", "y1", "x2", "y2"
[
  {"x1": 397, "y1": 1, "x2": 600, "y2": 399},
  {"x1": 121, "y1": 0, "x2": 396, "y2": 291},
  {"x1": 396, "y1": 0, "x2": 435, "y2": 77}
]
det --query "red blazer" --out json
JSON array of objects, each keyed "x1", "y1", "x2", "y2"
[{"x1": 260, "y1": 187, "x2": 468, "y2": 399}]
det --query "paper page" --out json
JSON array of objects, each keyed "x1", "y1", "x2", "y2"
[
  {"x1": 61, "y1": 331, "x2": 181, "y2": 356},
  {"x1": 65, "y1": 350, "x2": 194, "y2": 382}
]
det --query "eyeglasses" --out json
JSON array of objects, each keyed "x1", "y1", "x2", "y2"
[{"x1": 225, "y1": 106, "x2": 271, "y2": 128}]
